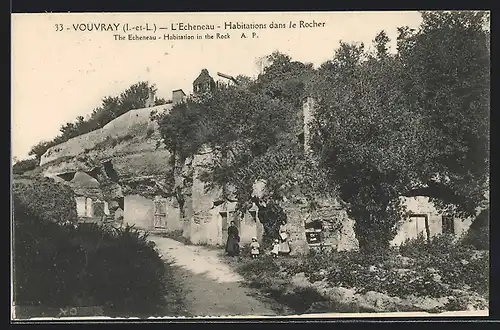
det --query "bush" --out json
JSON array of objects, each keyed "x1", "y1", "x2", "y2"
[
  {"x1": 13, "y1": 182, "x2": 171, "y2": 316},
  {"x1": 13, "y1": 176, "x2": 78, "y2": 224},
  {"x1": 12, "y1": 158, "x2": 39, "y2": 174},
  {"x1": 13, "y1": 196, "x2": 87, "y2": 307},
  {"x1": 84, "y1": 226, "x2": 167, "y2": 314},
  {"x1": 237, "y1": 255, "x2": 280, "y2": 277},
  {"x1": 461, "y1": 208, "x2": 489, "y2": 250},
  {"x1": 399, "y1": 234, "x2": 489, "y2": 296},
  {"x1": 273, "y1": 236, "x2": 488, "y2": 300}
]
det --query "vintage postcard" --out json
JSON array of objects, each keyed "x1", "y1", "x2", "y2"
[{"x1": 11, "y1": 11, "x2": 490, "y2": 321}]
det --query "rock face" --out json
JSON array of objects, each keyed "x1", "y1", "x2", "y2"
[
  {"x1": 282, "y1": 199, "x2": 359, "y2": 255},
  {"x1": 39, "y1": 104, "x2": 176, "y2": 224},
  {"x1": 37, "y1": 92, "x2": 358, "y2": 253}
]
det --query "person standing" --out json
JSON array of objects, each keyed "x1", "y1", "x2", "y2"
[
  {"x1": 271, "y1": 239, "x2": 280, "y2": 258},
  {"x1": 279, "y1": 222, "x2": 291, "y2": 255},
  {"x1": 250, "y1": 237, "x2": 260, "y2": 259},
  {"x1": 226, "y1": 221, "x2": 240, "y2": 257}
]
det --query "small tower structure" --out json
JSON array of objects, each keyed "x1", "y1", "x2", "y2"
[{"x1": 193, "y1": 69, "x2": 216, "y2": 95}]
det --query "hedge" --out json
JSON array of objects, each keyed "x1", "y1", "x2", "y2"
[
  {"x1": 12, "y1": 176, "x2": 78, "y2": 224},
  {"x1": 13, "y1": 178, "x2": 170, "y2": 316},
  {"x1": 12, "y1": 158, "x2": 39, "y2": 174}
]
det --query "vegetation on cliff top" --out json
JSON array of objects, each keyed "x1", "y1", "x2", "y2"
[{"x1": 27, "y1": 82, "x2": 167, "y2": 162}]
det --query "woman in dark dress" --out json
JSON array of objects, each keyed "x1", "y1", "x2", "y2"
[{"x1": 226, "y1": 221, "x2": 240, "y2": 256}]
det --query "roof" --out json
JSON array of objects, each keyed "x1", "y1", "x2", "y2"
[{"x1": 193, "y1": 69, "x2": 215, "y2": 86}]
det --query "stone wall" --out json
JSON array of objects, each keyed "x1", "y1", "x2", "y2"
[
  {"x1": 75, "y1": 196, "x2": 87, "y2": 217},
  {"x1": 123, "y1": 194, "x2": 155, "y2": 230},
  {"x1": 165, "y1": 198, "x2": 183, "y2": 231},
  {"x1": 391, "y1": 196, "x2": 474, "y2": 245},
  {"x1": 282, "y1": 204, "x2": 310, "y2": 255},
  {"x1": 180, "y1": 150, "x2": 265, "y2": 247},
  {"x1": 282, "y1": 200, "x2": 359, "y2": 255}
]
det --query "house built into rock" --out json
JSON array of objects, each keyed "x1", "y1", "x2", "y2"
[{"x1": 38, "y1": 69, "x2": 476, "y2": 254}]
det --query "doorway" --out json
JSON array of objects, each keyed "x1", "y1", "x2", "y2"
[
  {"x1": 409, "y1": 214, "x2": 430, "y2": 241},
  {"x1": 154, "y1": 197, "x2": 168, "y2": 229}
]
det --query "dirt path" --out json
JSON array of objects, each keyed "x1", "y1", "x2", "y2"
[{"x1": 150, "y1": 235, "x2": 288, "y2": 317}]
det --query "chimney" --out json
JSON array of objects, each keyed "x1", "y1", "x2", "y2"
[
  {"x1": 172, "y1": 89, "x2": 186, "y2": 105},
  {"x1": 146, "y1": 89, "x2": 155, "y2": 108},
  {"x1": 303, "y1": 96, "x2": 314, "y2": 154}
]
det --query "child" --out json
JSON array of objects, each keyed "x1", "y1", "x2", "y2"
[
  {"x1": 271, "y1": 238, "x2": 280, "y2": 258},
  {"x1": 250, "y1": 237, "x2": 260, "y2": 259}
]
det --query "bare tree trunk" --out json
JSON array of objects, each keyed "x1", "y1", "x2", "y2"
[{"x1": 424, "y1": 215, "x2": 431, "y2": 244}]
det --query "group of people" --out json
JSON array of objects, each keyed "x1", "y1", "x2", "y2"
[{"x1": 225, "y1": 221, "x2": 291, "y2": 258}]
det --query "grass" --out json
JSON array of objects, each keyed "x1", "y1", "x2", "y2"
[
  {"x1": 154, "y1": 230, "x2": 489, "y2": 314},
  {"x1": 221, "y1": 255, "x2": 340, "y2": 314},
  {"x1": 224, "y1": 234, "x2": 489, "y2": 314}
]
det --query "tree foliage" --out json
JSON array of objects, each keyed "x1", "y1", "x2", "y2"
[
  {"x1": 28, "y1": 82, "x2": 165, "y2": 160},
  {"x1": 12, "y1": 158, "x2": 39, "y2": 174},
  {"x1": 397, "y1": 11, "x2": 490, "y2": 217},
  {"x1": 310, "y1": 36, "x2": 423, "y2": 250},
  {"x1": 310, "y1": 11, "x2": 489, "y2": 251},
  {"x1": 13, "y1": 176, "x2": 79, "y2": 224},
  {"x1": 157, "y1": 52, "x2": 330, "y2": 238},
  {"x1": 157, "y1": 13, "x2": 489, "y2": 248}
]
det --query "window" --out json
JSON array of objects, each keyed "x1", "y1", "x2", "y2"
[{"x1": 442, "y1": 215, "x2": 455, "y2": 235}]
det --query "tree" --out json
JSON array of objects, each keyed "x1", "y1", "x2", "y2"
[
  {"x1": 311, "y1": 38, "x2": 423, "y2": 251},
  {"x1": 156, "y1": 72, "x2": 334, "y2": 239},
  {"x1": 397, "y1": 11, "x2": 490, "y2": 217},
  {"x1": 154, "y1": 97, "x2": 168, "y2": 106},
  {"x1": 29, "y1": 140, "x2": 56, "y2": 161},
  {"x1": 12, "y1": 158, "x2": 39, "y2": 174},
  {"x1": 373, "y1": 30, "x2": 391, "y2": 59},
  {"x1": 118, "y1": 82, "x2": 157, "y2": 114},
  {"x1": 27, "y1": 81, "x2": 162, "y2": 161},
  {"x1": 253, "y1": 51, "x2": 315, "y2": 107},
  {"x1": 310, "y1": 12, "x2": 490, "y2": 251}
]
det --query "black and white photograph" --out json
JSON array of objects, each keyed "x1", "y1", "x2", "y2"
[{"x1": 11, "y1": 11, "x2": 490, "y2": 320}]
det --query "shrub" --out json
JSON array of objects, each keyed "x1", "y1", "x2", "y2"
[
  {"x1": 13, "y1": 181, "x2": 172, "y2": 316},
  {"x1": 13, "y1": 176, "x2": 78, "y2": 224},
  {"x1": 277, "y1": 240, "x2": 488, "y2": 300},
  {"x1": 12, "y1": 158, "x2": 39, "y2": 174},
  {"x1": 461, "y1": 208, "x2": 489, "y2": 250},
  {"x1": 85, "y1": 226, "x2": 167, "y2": 314},
  {"x1": 399, "y1": 234, "x2": 489, "y2": 296},
  {"x1": 13, "y1": 196, "x2": 87, "y2": 307},
  {"x1": 316, "y1": 249, "x2": 452, "y2": 298}
]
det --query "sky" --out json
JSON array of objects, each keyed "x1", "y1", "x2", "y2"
[{"x1": 11, "y1": 11, "x2": 423, "y2": 160}]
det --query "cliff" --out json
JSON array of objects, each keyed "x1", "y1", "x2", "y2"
[{"x1": 37, "y1": 104, "x2": 178, "y2": 203}]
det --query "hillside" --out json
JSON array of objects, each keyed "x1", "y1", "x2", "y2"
[
  {"x1": 41, "y1": 104, "x2": 171, "y2": 165},
  {"x1": 39, "y1": 104, "x2": 173, "y2": 178}
]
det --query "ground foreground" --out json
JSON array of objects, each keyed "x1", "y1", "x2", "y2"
[
  {"x1": 151, "y1": 233, "x2": 489, "y2": 317},
  {"x1": 150, "y1": 236, "x2": 292, "y2": 317}
]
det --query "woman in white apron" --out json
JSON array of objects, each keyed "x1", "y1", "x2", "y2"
[{"x1": 278, "y1": 222, "x2": 291, "y2": 255}]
